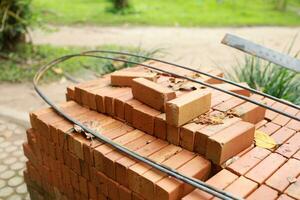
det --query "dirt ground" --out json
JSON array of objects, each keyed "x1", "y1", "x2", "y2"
[
  {"x1": 31, "y1": 26, "x2": 300, "y2": 68},
  {"x1": 1, "y1": 26, "x2": 300, "y2": 115}
]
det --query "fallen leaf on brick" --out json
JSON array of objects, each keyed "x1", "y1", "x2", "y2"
[
  {"x1": 287, "y1": 176, "x2": 297, "y2": 184},
  {"x1": 225, "y1": 110, "x2": 240, "y2": 118},
  {"x1": 222, "y1": 156, "x2": 239, "y2": 168},
  {"x1": 193, "y1": 113, "x2": 224, "y2": 125},
  {"x1": 254, "y1": 130, "x2": 278, "y2": 150}
]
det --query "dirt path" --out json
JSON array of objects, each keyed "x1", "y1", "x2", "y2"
[{"x1": 31, "y1": 26, "x2": 300, "y2": 68}]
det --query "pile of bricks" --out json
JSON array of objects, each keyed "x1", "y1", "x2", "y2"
[{"x1": 23, "y1": 61, "x2": 300, "y2": 200}]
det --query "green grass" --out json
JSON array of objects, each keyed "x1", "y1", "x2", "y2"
[
  {"x1": 225, "y1": 56, "x2": 300, "y2": 105},
  {"x1": 32, "y1": 0, "x2": 300, "y2": 26},
  {"x1": 0, "y1": 44, "x2": 160, "y2": 82}
]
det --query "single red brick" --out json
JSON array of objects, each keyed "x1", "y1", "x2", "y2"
[
  {"x1": 165, "y1": 89, "x2": 211, "y2": 127},
  {"x1": 132, "y1": 77, "x2": 176, "y2": 111},
  {"x1": 213, "y1": 82, "x2": 250, "y2": 97},
  {"x1": 286, "y1": 111, "x2": 300, "y2": 131},
  {"x1": 66, "y1": 85, "x2": 75, "y2": 101},
  {"x1": 180, "y1": 122, "x2": 205, "y2": 151},
  {"x1": 272, "y1": 107, "x2": 299, "y2": 126},
  {"x1": 277, "y1": 194, "x2": 296, "y2": 200},
  {"x1": 213, "y1": 97, "x2": 245, "y2": 112},
  {"x1": 88, "y1": 181, "x2": 98, "y2": 199},
  {"x1": 124, "y1": 99, "x2": 143, "y2": 125},
  {"x1": 214, "y1": 176, "x2": 258, "y2": 199},
  {"x1": 154, "y1": 113, "x2": 167, "y2": 140},
  {"x1": 107, "y1": 178, "x2": 119, "y2": 200},
  {"x1": 118, "y1": 185, "x2": 132, "y2": 200},
  {"x1": 132, "y1": 104, "x2": 161, "y2": 135},
  {"x1": 255, "y1": 120, "x2": 268, "y2": 129},
  {"x1": 276, "y1": 132, "x2": 300, "y2": 158},
  {"x1": 110, "y1": 71, "x2": 157, "y2": 87},
  {"x1": 166, "y1": 124, "x2": 181, "y2": 145},
  {"x1": 245, "y1": 153, "x2": 286, "y2": 185},
  {"x1": 206, "y1": 121, "x2": 255, "y2": 164},
  {"x1": 232, "y1": 102, "x2": 266, "y2": 124},
  {"x1": 293, "y1": 149, "x2": 300, "y2": 160},
  {"x1": 227, "y1": 147, "x2": 270, "y2": 176},
  {"x1": 284, "y1": 175, "x2": 300, "y2": 200},
  {"x1": 195, "y1": 116, "x2": 241, "y2": 155},
  {"x1": 265, "y1": 102, "x2": 287, "y2": 121},
  {"x1": 114, "y1": 93, "x2": 133, "y2": 121},
  {"x1": 155, "y1": 156, "x2": 211, "y2": 200},
  {"x1": 246, "y1": 184, "x2": 278, "y2": 200},
  {"x1": 182, "y1": 169, "x2": 238, "y2": 200},
  {"x1": 79, "y1": 176, "x2": 88, "y2": 197},
  {"x1": 271, "y1": 127, "x2": 296, "y2": 145},
  {"x1": 95, "y1": 87, "x2": 116, "y2": 113},
  {"x1": 266, "y1": 158, "x2": 300, "y2": 192},
  {"x1": 258, "y1": 122, "x2": 281, "y2": 136},
  {"x1": 211, "y1": 91, "x2": 232, "y2": 107},
  {"x1": 70, "y1": 170, "x2": 80, "y2": 191}
]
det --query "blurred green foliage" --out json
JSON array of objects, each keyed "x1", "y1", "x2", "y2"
[
  {"x1": 32, "y1": 0, "x2": 300, "y2": 26},
  {"x1": 0, "y1": 0, "x2": 33, "y2": 51}
]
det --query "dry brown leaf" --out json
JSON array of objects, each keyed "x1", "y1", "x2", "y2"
[{"x1": 254, "y1": 130, "x2": 278, "y2": 150}]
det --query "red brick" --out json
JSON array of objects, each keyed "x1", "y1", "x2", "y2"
[
  {"x1": 286, "y1": 112, "x2": 300, "y2": 131},
  {"x1": 182, "y1": 169, "x2": 238, "y2": 200},
  {"x1": 246, "y1": 184, "x2": 278, "y2": 200},
  {"x1": 277, "y1": 194, "x2": 296, "y2": 200},
  {"x1": 66, "y1": 85, "x2": 75, "y2": 101},
  {"x1": 114, "y1": 93, "x2": 133, "y2": 121},
  {"x1": 180, "y1": 122, "x2": 205, "y2": 151},
  {"x1": 258, "y1": 122, "x2": 281, "y2": 136},
  {"x1": 245, "y1": 153, "x2": 286, "y2": 184},
  {"x1": 213, "y1": 97, "x2": 244, "y2": 112},
  {"x1": 227, "y1": 147, "x2": 270, "y2": 176},
  {"x1": 195, "y1": 116, "x2": 241, "y2": 155},
  {"x1": 95, "y1": 87, "x2": 116, "y2": 113},
  {"x1": 273, "y1": 107, "x2": 299, "y2": 126},
  {"x1": 132, "y1": 104, "x2": 161, "y2": 135},
  {"x1": 206, "y1": 121, "x2": 255, "y2": 164},
  {"x1": 79, "y1": 176, "x2": 88, "y2": 197},
  {"x1": 266, "y1": 158, "x2": 300, "y2": 192},
  {"x1": 88, "y1": 181, "x2": 97, "y2": 199},
  {"x1": 124, "y1": 99, "x2": 143, "y2": 125},
  {"x1": 107, "y1": 178, "x2": 119, "y2": 200},
  {"x1": 110, "y1": 71, "x2": 157, "y2": 87},
  {"x1": 154, "y1": 113, "x2": 167, "y2": 140},
  {"x1": 70, "y1": 170, "x2": 80, "y2": 191},
  {"x1": 155, "y1": 156, "x2": 211, "y2": 200},
  {"x1": 276, "y1": 132, "x2": 300, "y2": 158},
  {"x1": 166, "y1": 89, "x2": 211, "y2": 127},
  {"x1": 232, "y1": 102, "x2": 266, "y2": 124},
  {"x1": 118, "y1": 185, "x2": 132, "y2": 200},
  {"x1": 132, "y1": 77, "x2": 176, "y2": 111},
  {"x1": 214, "y1": 176, "x2": 258, "y2": 199},
  {"x1": 255, "y1": 120, "x2": 268, "y2": 129},
  {"x1": 166, "y1": 124, "x2": 181, "y2": 145},
  {"x1": 284, "y1": 175, "x2": 300, "y2": 200},
  {"x1": 271, "y1": 127, "x2": 295, "y2": 145},
  {"x1": 213, "y1": 82, "x2": 250, "y2": 96},
  {"x1": 293, "y1": 150, "x2": 300, "y2": 160},
  {"x1": 211, "y1": 91, "x2": 232, "y2": 107},
  {"x1": 265, "y1": 102, "x2": 287, "y2": 121}
]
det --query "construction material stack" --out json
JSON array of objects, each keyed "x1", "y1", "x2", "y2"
[{"x1": 23, "y1": 61, "x2": 300, "y2": 200}]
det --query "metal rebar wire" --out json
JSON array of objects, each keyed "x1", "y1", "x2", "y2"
[
  {"x1": 33, "y1": 54, "x2": 242, "y2": 200},
  {"x1": 38, "y1": 52, "x2": 299, "y2": 121},
  {"x1": 82, "y1": 50, "x2": 300, "y2": 111}
]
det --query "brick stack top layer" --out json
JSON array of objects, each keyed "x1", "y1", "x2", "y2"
[{"x1": 66, "y1": 61, "x2": 265, "y2": 166}]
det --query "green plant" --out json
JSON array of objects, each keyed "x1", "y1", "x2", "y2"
[
  {"x1": 226, "y1": 56, "x2": 300, "y2": 104},
  {"x1": 0, "y1": 0, "x2": 33, "y2": 51}
]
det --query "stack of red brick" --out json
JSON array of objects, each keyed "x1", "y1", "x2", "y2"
[{"x1": 23, "y1": 61, "x2": 300, "y2": 200}]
